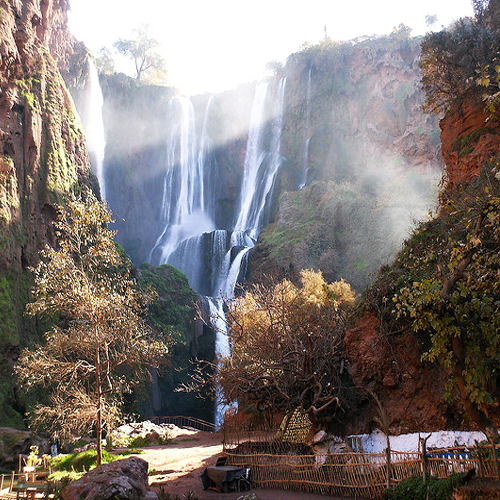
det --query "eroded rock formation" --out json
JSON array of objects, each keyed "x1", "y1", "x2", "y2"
[
  {"x1": 440, "y1": 89, "x2": 500, "y2": 192},
  {"x1": 0, "y1": 0, "x2": 93, "y2": 274},
  {"x1": 344, "y1": 82, "x2": 500, "y2": 436},
  {"x1": 0, "y1": 0, "x2": 94, "y2": 425},
  {"x1": 344, "y1": 313, "x2": 464, "y2": 435},
  {"x1": 248, "y1": 37, "x2": 442, "y2": 290}
]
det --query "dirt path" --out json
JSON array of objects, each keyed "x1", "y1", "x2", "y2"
[{"x1": 134, "y1": 429, "x2": 356, "y2": 500}]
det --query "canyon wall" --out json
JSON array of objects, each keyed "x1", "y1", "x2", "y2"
[
  {"x1": 249, "y1": 36, "x2": 442, "y2": 291},
  {"x1": 102, "y1": 34, "x2": 442, "y2": 294},
  {"x1": 0, "y1": 0, "x2": 96, "y2": 426}
]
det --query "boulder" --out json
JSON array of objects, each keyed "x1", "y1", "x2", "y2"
[{"x1": 61, "y1": 456, "x2": 157, "y2": 500}]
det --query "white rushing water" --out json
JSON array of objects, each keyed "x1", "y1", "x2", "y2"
[
  {"x1": 234, "y1": 81, "x2": 270, "y2": 236},
  {"x1": 150, "y1": 97, "x2": 215, "y2": 270},
  {"x1": 250, "y1": 77, "x2": 287, "y2": 234},
  {"x1": 299, "y1": 66, "x2": 313, "y2": 190},
  {"x1": 208, "y1": 297, "x2": 233, "y2": 429},
  {"x1": 83, "y1": 58, "x2": 107, "y2": 200},
  {"x1": 149, "y1": 80, "x2": 287, "y2": 426}
]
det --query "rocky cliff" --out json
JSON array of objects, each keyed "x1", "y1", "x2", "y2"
[
  {"x1": 248, "y1": 35, "x2": 442, "y2": 291},
  {"x1": 440, "y1": 88, "x2": 500, "y2": 192},
  {"x1": 101, "y1": 34, "x2": 442, "y2": 294},
  {"x1": 0, "y1": 0, "x2": 94, "y2": 426},
  {"x1": 99, "y1": 77, "x2": 258, "y2": 266},
  {"x1": 344, "y1": 84, "x2": 500, "y2": 435}
]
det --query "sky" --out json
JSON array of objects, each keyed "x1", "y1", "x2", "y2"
[{"x1": 68, "y1": 0, "x2": 474, "y2": 96}]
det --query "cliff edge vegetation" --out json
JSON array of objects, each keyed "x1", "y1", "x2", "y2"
[{"x1": 350, "y1": 0, "x2": 500, "y2": 438}]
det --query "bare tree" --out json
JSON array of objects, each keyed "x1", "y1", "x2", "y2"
[
  {"x1": 188, "y1": 271, "x2": 356, "y2": 431},
  {"x1": 16, "y1": 191, "x2": 169, "y2": 464}
]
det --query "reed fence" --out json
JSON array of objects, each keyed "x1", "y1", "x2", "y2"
[{"x1": 222, "y1": 424, "x2": 500, "y2": 498}]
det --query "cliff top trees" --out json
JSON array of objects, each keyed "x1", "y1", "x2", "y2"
[
  {"x1": 113, "y1": 25, "x2": 168, "y2": 84},
  {"x1": 420, "y1": 0, "x2": 500, "y2": 114},
  {"x1": 420, "y1": 16, "x2": 500, "y2": 113},
  {"x1": 217, "y1": 270, "x2": 356, "y2": 430},
  {"x1": 15, "y1": 191, "x2": 169, "y2": 464}
]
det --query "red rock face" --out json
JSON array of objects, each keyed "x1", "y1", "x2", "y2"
[
  {"x1": 440, "y1": 90, "x2": 500, "y2": 191},
  {"x1": 343, "y1": 91, "x2": 500, "y2": 436},
  {"x1": 345, "y1": 313, "x2": 469, "y2": 435},
  {"x1": 0, "y1": 0, "x2": 93, "y2": 273}
]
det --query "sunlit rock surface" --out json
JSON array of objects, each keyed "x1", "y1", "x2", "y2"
[{"x1": 61, "y1": 456, "x2": 157, "y2": 500}]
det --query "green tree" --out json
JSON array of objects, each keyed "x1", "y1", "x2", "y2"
[
  {"x1": 15, "y1": 191, "x2": 168, "y2": 464},
  {"x1": 212, "y1": 270, "x2": 356, "y2": 429},
  {"x1": 95, "y1": 47, "x2": 116, "y2": 75},
  {"x1": 265, "y1": 60, "x2": 284, "y2": 76},
  {"x1": 114, "y1": 25, "x2": 168, "y2": 84},
  {"x1": 394, "y1": 168, "x2": 500, "y2": 441}
]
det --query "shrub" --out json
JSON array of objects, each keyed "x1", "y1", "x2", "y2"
[
  {"x1": 420, "y1": 17, "x2": 500, "y2": 113},
  {"x1": 391, "y1": 474, "x2": 463, "y2": 500}
]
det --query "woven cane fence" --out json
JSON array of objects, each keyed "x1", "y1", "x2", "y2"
[{"x1": 223, "y1": 422, "x2": 500, "y2": 498}]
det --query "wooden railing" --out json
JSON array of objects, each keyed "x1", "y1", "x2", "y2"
[
  {"x1": 149, "y1": 415, "x2": 217, "y2": 433},
  {"x1": 0, "y1": 471, "x2": 49, "y2": 499}
]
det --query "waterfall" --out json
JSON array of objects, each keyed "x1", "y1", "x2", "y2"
[
  {"x1": 251, "y1": 77, "x2": 287, "y2": 232},
  {"x1": 299, "y1": 67, "x2": 313, "y2": 189},
  {"x1": 234, "y1": 79, "x2": 287, "y2": 239},
  {"x1": 149, "y1": 80, "x2": 287, "y2": 427},
  {"x1": 198, "y1": 96, "x2": 215, "y2": 218},
  {"x1": 234, "y1": 81, "x2": 269, "y2": 236},
  {"x1": 83, "y1": 58, "x2": 107, "y2": 200},
  {"x1": 207, "y1": 297, "x2": 232, "y2": 429},
  {"x1": 150, "y1": 96, "x2": 215, "y2": 269}
]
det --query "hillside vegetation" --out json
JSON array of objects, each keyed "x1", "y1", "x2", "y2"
[{"x1": 355, "y1": 0, "x2": 500, "y2": 437}]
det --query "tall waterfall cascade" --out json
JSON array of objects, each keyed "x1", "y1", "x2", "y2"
[
  {"x1": 149, "y1": 79, "x2": 287, "y2": 426},
  {"x1": 82, "y1": 58, "x2": 107, "y2": 200}
]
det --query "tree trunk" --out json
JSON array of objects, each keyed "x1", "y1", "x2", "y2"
[
  {"x1": 448, "y1": 349, "x2": 499, "y2": 443},
  {"x1": 95, "y1": 347, "x2": 102, "y2": 466}
]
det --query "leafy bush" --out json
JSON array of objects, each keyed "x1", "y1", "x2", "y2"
[
  {"x1": 116, "y1": 448, "x2": 144, "y2": 456},
  {"x1": 390, "y1": 474, "x2": 463, "y2": 500},
  {"x1": 128, "y1": 434, "x2": 171, "y2": 448}
]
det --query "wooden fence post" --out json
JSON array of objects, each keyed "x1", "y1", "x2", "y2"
[
  {"x1": 491, "y1": 441, "x2": 500, "y2": 479},
  {"x1": 419, "y1": 434, "x2": 431, "y2": 483},
  {"x1": 386, "y1": 446, "x2": 392, "y2": 489},
  {"x1": 477, "y1": 444, "x2": 485, "y2": 477}
]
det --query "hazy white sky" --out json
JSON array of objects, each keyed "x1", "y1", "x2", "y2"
[{"x1": 68, "y1": 0, "x2": 474, "y2": 95}]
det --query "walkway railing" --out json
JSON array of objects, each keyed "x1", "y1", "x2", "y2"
[{"x1": 149, "y1": 415, "x2": 217, "y2": 433}]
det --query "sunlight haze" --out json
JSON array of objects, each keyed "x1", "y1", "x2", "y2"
[{"x1": 68, "y1": 0, "x2": 474, "y2": 95}]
